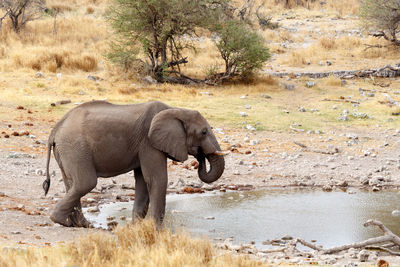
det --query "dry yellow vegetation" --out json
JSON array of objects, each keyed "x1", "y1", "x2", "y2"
[{"x1": 0, "y1": 220, "x2": 265, "y2": 267}]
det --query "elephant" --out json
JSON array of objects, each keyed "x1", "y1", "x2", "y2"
[{"x1": 43, "y1": 100, "x2": 226, "y2": 228}]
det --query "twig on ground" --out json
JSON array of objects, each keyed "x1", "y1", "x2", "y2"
[
  {"x1": 294, "y1": 142, "x2": 339, "y2": 155},
  {"x1": 322, "y1": 98, "x2": 360, "y2": 104},
  {"x1": 50, "y1": 100, "x2": 71, "y2": 106}
]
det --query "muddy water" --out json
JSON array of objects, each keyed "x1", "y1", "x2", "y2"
[{"x1": 85, "y1": 189, "x2": 400, "y2": 248}]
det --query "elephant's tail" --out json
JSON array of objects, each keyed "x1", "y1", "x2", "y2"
[{"x1": 43, "y1": 135, "x2": 55, "y2": 196}]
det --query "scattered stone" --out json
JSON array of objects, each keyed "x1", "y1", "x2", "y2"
[
  {"x1": 87, "y1": 207, "x2": 100, "y2": 213},
  {"x1": 87, "y1": 75, "x2": 102, "y2": 81},
  {"x1": 245, "y1": 105, "x2": 251, "y2": 109},
  {"x1": 260, "y1": 94, "x2": 271, "y2": 99},
  {"x1": 86, "y1": 198, "x2": 96, "y2": 203},
  {"x1": 281, "y1": 235, "x2": 293, "y2": 240},
  {"x1": 358, "y1": 249, "x2": 370, "y2": 262},
  {"x1": 305, "y1": 81, "x2": 316, "y2": 88},
  {"x1": 240, "y1": 95, "x2": 247, "y2": 99},
  {"x1": 56, "y1": 73, "x2": 62, "y2": 79},
  {"x1": 246, "y1": 125, "x2": 256, "y2": 131},
  {"x1": 298, "y1": 107, "x2": 306, "y2": 112},
  {"x1": 204, "y1": 216, "x2": 215, "y2": 220},
  {"x1": 143, "y1": 75, "x2": 157, "y2": 84},
  {"x1": 322, "y1": 185, "x2": 333, "y2": 192},
  {"x1": 35, "y1": 72, "x2": 44, "y2": 78},
  {"x1": 11, "y1": 231, "x2": 21, "y2": 234},
  {"x1": 391, "y1": 210, "x2": 400, "y2": 217},
  {"x1": 282, "y1": 83, "x2": 295, "y2": 90},
  {"x1": 240, "y1": 112, "x2": 248, "y2": 117},
  {"x1": 372, "y1": 186, "x2": 381, "y2": 192}
]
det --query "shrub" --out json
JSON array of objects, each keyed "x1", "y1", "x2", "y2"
[{"x1": 215, "y1": 21, "x2": 270, "y2": 80}]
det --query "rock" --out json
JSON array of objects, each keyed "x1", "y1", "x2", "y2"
[
  {"x1": 338, "y1": 114, "x2": 348, "y2": 121},
  {"x1": 337, "y1": 180, "x2": 349, "y2": 187},
  {"x1": 87, "y1": 75, "x2": 101, "y2": 81},
  {"x1": 143, "y1": 75, "x2": 157, "y2": 84},
  {"x1": 392, "y1": 210, "x2": 400, "y2": 217},
  {"x1": 87, "y1": 207, "x2": 100, "y2": 213},
  {"x1": 282, "y1": 83, "x2": 295, "y2": 90},
  {"x1": 306, "y1": 81, "x2": 316, "y2": 87},
  {"x1": 35, "y1": 71, "x2": 44, "y2": 78},
  {"x1": 372, "y1": 186, "x2": 381, "y2": 192},
  {"x1": 56, "y1": 73, "x2": 63, "y2": 79},
  {"x1": 322, "y1": 185, "x2": 333, "y2": 192},
  {"x1": 246, "y1": 125, "x2": 256, "y2": 131},
  {"x1": 358, "y1": 249, "x2": 369, "y2": 262},
  {"x1": 11, "y1": 231, "x2": 21, "y2": 234},
  {"x1": 260, "y1": 94, "x2": 271, "y2": 99},
  {"x1": 298, "y1": 107, "x2": 306, "y2": 112},
  {"x1": 204, "y1": 216, "x2": 215, "y2": 220},
  {"x1": 239, "y1": 112, "x2": 248, "y2": 117},
  {"x1": 35, "y1": 169, "x2": 45, "y2": 176},
  {"x1": 86, "y1": 198, "x2": 96, "y2": 203},
  {"x1": 245, "y1": 105, "x2": 251, "y2": 109},
  {"x1": 369, "y1": 176, "x2": 385, "y2": 186},
  {"x1": 250, "y1": 140, "x2": 260, "y2": 145},
  {"x1": 281, "y1": 235, "x2": 293, "y2": 240},
  {"x1": 240, "y1": 95, "x2": 247, "y2": 99}
]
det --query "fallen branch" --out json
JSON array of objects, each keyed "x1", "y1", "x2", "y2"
[
  {"x1": 289, "y1": 126, "x2": 304, "y2": 133},
  {"x1": 322, "y1": 98, "x2": 360, "y2": 104},
  {"x1": 50, "y1": 100, "x2": 71, "y2": 106},
  {"x1": 294, "y1": 141, "x2": 339, "y2": 155},
  {"x1": 286, "y1": 220, "x2": 400, "y2": 255},
  {"x1": 365, "y1": 245, "x2": 400, "y2": 256}
]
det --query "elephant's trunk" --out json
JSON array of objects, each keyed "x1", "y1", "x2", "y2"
[{"x1": 197, "y1": 151, "x2": 225, "y2": 184}]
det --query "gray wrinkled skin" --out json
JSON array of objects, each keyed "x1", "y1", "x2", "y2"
[{"x1": 43, "y1": 101, "x2": 225, "y2": 228}]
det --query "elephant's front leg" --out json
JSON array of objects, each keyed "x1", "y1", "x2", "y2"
[
  {"x1": 140, "y1": 148, "x2": 168, "y2": 227},
  {"x1": 132, "y1": 168, "x2": 149, "y2": 222}
]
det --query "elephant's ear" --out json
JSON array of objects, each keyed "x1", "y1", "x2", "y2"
[{"x1": 148, "y1": 109, "x2": 188, "y2": 162}]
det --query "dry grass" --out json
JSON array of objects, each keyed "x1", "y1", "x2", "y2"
[{"x1": 0, "y1": 220, "x2": 265, "y2": 267}]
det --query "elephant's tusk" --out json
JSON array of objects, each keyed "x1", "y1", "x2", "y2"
[{"x1": 213, "y1": 150, "x2": 230, "y2": 156}]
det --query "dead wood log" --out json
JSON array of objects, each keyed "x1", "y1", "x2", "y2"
[
  {"x1": 288, "y1": 220, "x2": 400, "y2": 255},
  {"x1": 50, "y1": 100, "x2": 71, "y2": 106},
  {"x1": 322, "y1": 98, "x2": 360, "y2": 104},
  {"x1": 294, "y1": 141, "x2": 339, "y2": 155}
]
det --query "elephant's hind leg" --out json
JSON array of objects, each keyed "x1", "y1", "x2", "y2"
[
  {"x1": 50, "y1": 156, "x2": 97, "y2": 228},
  {"x1": 132, "y1": 168, "x2": 149, "y2": 223}
]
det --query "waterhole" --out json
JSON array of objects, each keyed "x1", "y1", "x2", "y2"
[{"x1": 84, "y1": 189, "x2": 400, "y2": 248}]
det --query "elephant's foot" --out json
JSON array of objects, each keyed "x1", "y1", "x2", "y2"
[
  {"x1": 69, "y1": 207, "x2": 92, "y2": 228},
  {"x1": 50, "y1": 208, "x2": 91, "y2": 228}
]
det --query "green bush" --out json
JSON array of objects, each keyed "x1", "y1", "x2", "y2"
[{"x1": 215, "y1": 21, "x2": 270, "y2": 79}]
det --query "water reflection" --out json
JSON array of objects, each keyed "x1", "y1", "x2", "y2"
[{"x1": 85, "y1": 189, "x2": 400, "y2": 249}]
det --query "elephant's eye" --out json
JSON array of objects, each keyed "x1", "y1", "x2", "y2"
[{"x1": 201, "y1": 128, "x2": 207, "y2": 135}]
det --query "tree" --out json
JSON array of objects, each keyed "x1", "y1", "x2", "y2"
[
  {"x1": 360, "y1": 0, "x2": 400, "y2": 46},
  {"x1": 0, "y1": 0, "x2": 45, "y2": 32},
  {"x1": 107, "y1": 0, "x2": 270, "y2": 84},
  {"x1": 213, "y1": 20, "x2": 270, "y2": 82},
  {"x1": 107, "y1": 0, "x2": 226, "y2": 83}
]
